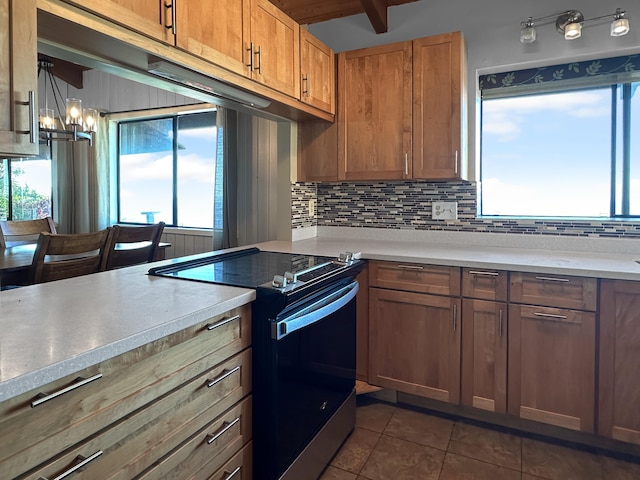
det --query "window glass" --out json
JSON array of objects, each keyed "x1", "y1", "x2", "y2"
[
  {"x1": 118, "y1": 112, "x2": 217, "y2": 228},
  {"x1": 482, "y1": 88, "x2": 616, "y2": 217},
  {"x1": 0, "y1": 158, "x2": 52, "y2": 221}
]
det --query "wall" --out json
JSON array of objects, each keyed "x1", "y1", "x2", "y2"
[{"x1": 299, "y1": 0, "x2": 640, "y2": 239}]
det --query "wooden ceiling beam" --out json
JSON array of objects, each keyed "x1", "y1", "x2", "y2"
[{"x1": 360, "y1": 0, "x2": 388, "y2": 33}]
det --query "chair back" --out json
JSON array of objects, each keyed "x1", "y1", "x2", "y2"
[
  {"x1": 0, "y1": 217, "x2": 57, "y2": 248},
  {"x1": 31, "y1": 229, "x2": 111, "y2": 284},
  {"x1": 102, "y1": 222, "x2": 165, "y2": 271}
]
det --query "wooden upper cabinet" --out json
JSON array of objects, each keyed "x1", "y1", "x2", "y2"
[
  {"x1": 413, "y1": 32, "x2": 466, "y2": 180},
  {"x1": 61, "y1": 0, "x2": 174, "y2": 44},
  {"x1": 297, "y1": 119, "x2": 339, "y2": 182},
  {"x1": 175, "y1": 0, "x2": 251, "y2": 77},
  {"x1": 300, "y1": 29, "x2": 335, "y2": 113},
  {"x1": 0, "y1": 0, "x2": 39, "y2": 157},
  {"x1": 599, "y1": 280, "x2": 640, "y2": 445},
  {"x1": 337, "y1": 41, "x2": 413, "y2": 181},
  {"x1": 249, "y1": 0, "x2": 300, "y2": 98}
]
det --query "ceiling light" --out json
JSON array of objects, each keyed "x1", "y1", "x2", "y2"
[
  {"x1": 611, "y1": 8, "x2": 630, "y2": 37},
  {"x1": 519, "y1": 7, "x2": 631, "y2": 44}
]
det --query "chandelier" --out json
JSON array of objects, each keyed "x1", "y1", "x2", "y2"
[{"x1": 38, "y1": 58, "x2": 98, "y2": 146}]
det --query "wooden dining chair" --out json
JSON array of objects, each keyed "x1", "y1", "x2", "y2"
[
  {"x1": 30, "y1": 229, "x2": 111, "y2": 284},
  {"x1": 0, "y1": 217, "x2": 57, "y2": 248},
  {"x1": 101, "y1": 222, "x2": 165, "y2": 270}
]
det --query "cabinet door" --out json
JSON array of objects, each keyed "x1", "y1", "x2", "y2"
[
  {"x1": 599, "y1": 280, "x2": 640, "y2": 445},
  {"x1": 356, "y1": 263, "x2": 369, "y2": 381},
  {"x1": 0, "y1": 0, "x2": 39, "y2": 157},
  {"x1": 337, "y1": 42, "x2": 412, "y2": 181},
  {"x1": 175, "y1": 0, "x2": 250, "y2": 77},
  {"x1": 461, "y1": 299, "x2": 507, "y2": 413},
  {"x1": 61, "y1": 0, "x2": 174, "y2": 44},
  {"x1": 300, "y1": 29, "x2": 335, "y2": 113},
  {"x1": 297, "y1": 119, "x2": 338, "y2": 182},
  {"x1": 413, "y1": 32, "x2": 465, "y2": 180},
  {"x1": 508, "y1": 304, "x2": 595, "y2": 433},
  {"x1": 369, "y1": 288, "x2": 461, "y2": 403},
  {"x1": 249, "y1": 0, "x2": 300, "y2": 98}
]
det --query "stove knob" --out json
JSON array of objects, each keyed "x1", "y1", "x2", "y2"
[
  {"x1": 284, "y1": 271, "x2": 297, "y2": 283},
  {"x1": 272, "y1": 274, "x2": 287, "y2": 288}
]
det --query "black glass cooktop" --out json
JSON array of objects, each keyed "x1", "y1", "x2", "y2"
[{"x1": 148, "y1": 248, "x2": 340, "y2": 289}]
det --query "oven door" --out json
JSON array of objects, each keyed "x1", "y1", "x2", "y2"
[{"x1": 253, "y1": 279, "x2": 359, "y2": 480}]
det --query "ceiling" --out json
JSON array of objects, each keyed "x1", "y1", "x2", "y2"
[{"x1": 269, "y1": 0, "x2": 420, "y2": 34}]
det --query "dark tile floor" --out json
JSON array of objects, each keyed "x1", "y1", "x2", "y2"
[{"x1": 320, "y1": 398, "x2": 640, "y2": 480}]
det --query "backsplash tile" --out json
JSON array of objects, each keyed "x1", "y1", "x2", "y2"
[{"x1": 291, "y1": 181, "x2": 640, "y2": 240}]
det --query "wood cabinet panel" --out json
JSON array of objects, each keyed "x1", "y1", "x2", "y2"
[
  {"x1": 370, "y1": 287, "x2": 461, "y2": 403},
  {"x1": 599, "y1": 280, "x2": 640, "y2": 445},
  {"x1": 300, "y1": 28, "x2": 335, "y2": 113},
  {"x1": 462, "y1": 268, "x2": 507, "y2": 301},
  {"x1": 508, "y1": 304, "x2": 595, "y2": 433},
  {"x1": 297, "y1": 118, "x2": 338, "y2": 182},
  {"x1": 176, "y1": 0, "x2": 250, "y2": 77},
  {"x1": 412, "y1": 32, "x2": 466, "y2": 180},
  {"x1": 510, "y1": 272, "x2": 597, "y2": 311},
  {"x1": 337, "y1": 41, "x2": 413, "y2": 180},
  {"x1": 201, "y1": 441, "x2": 253, "y2": 480},
  {"x1": 61, "y1": 0, "x2": 173, "y2": 44},
  {"x1": 369, "y1": 260, "x2": 460, "y2": 296},
  {"x1": 249, "y1": 0, "x2": 300, "y2": 98},
  {"x1": 0, "y1": 0, "x2": 39, "y2": 157},
  {"x1": 356, "y1": 263, "x2": 369, "y2": 381},
  {"x1": 461, "y1": 299, "x2": 507, "y2": 413},
  {"x1": 0, "y1": 305, "x2": 251, "y2": 478}
]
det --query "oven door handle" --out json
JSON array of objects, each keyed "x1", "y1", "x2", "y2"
[{"x1": 272, "y1": 281, "x2": 359, "y2": 340}]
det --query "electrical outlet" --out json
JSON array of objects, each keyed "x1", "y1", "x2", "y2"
[
  {"x1": 432, "y1": 201, "x2": 458, "y2": 220},
  {"x1": 309, "y1": 199, "x2": 316, "y2": 217}
]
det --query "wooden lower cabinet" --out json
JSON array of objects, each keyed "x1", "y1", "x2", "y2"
[
  {"x1": 599, "y1": 280, "x2": 640, "y2": 445},
  {"x1": 369, "y1": 287, "x2": 461, "y2": 403},
  {"x1": 508, "y1": 304, "x2": 595, "y2": 433},
  {"x1": 461, "y1": 299, "x2": 507, "y2": 413},
  {"x1": 0, "y1": 305, "x2": 252, "y2": 479},
  {"x1": 356, "y1": 263, "x2": 370, "y2": 381}
]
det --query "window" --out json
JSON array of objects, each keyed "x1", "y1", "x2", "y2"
[
  {"x1": 118, "y1": 111, "x2": 219, "y2": 228},
  {"x1": 480, "y1": 55, "x2": 639, "y2": 218},
  {"x1": 0, "y1": 158, "x2": 53, "y2": 221}
]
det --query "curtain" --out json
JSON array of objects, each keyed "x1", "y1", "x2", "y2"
[
  {"x1": 214, "y1": 107, "x2": 238, "y2": 250},
  {"x1": 52, "y1": 120, "x2": 110, "y2": 234}
]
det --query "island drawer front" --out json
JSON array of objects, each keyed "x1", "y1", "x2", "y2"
[
  {"x1": 510, "y1": 273, "x2": 597, "y2": 311},
  {"x1": 136, "y1": 399, "x2": 252, "y2": 480},
  {"x1": 0, "y1": 304, "x2": 251, "y2": 478},
  {"x1": 462, "y1": 268, "x2": 508, "y2": 301},
  {"x1": 18, "y1": 393, "x2": 252, "y2": 480},
  {"x1": 369, "y1": 260, "x2": 461, "y2": 296}
]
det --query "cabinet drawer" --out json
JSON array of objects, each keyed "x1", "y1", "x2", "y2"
[
  {"x1": 20, "y1": 354, "x2": 252, "y2": 480},
  {"x1": 203, "y1": 441, "x2": 253, "y2": 480},
  {"x1": 369, "y1": 260, "x2": 460, "y2": 296},
  {"x1": 137, "y1": 399, "x2": 252, "y2": 480},
  {"x1": 0, "y1": 305, "x2": 251, "y2": 479},
  {"x1": 462, "y1": 268, "x2": 507, "y2": 301},
  {"x1": 510, "y1": 272, "x2": 597, "y2": 311}
]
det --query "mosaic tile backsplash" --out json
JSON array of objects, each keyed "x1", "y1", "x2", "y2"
[{"x1": 292, "y1": 181, "x2": 640, "y2": 239}]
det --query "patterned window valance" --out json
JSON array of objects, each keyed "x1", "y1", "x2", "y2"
[{"x1": 480, "y1": 54, "x2": 640, "y2": 97}]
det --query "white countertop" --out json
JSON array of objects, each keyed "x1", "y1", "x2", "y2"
[
  {"x1": 0, "y1": 263, "x2": 254, "y2": 403},
  {"x1": 258, "y1": 227, "x2": 640, "y2": 281}
]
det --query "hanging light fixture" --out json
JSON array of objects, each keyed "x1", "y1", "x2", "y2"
[
  {"x1": 520, "y1": 8, "x2": 631, "y2": 44},
  {"x1": 38, "y1": 58, "x2": 96, "y2": 145}
]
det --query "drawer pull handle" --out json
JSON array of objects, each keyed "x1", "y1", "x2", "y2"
[
  {"x1": 469, "y1": 270, "x2": 499, "y2": 277},
  {"x1": 206, "y1": 417, "x2": 241, "y2": 445},
  {"x1": 498, "y1": 309, "x2": 504, "y2": 337},
  {"x1": 452, "y1": 304, "x2": 457, "y2": 332},
  {"x1": 38, "y1": 450, "x2": 103, "y2": 480},
  {"x1": 31, "y1": 374, "x2": 103, "y2": 408},
  {"x1": 534, "y1": 312, "x2": 568, "y2": 320},
  {"x1": 222, "y1": 466, "x2": 242, "y2": 480},
  {"x1": 397, "y1": 264, "x2": 423, "y2": 271},
  {"x1": 207, "y1": 314, "x2": 241, "y2": 331},
  {"x1": 535, "y1": 276, "x2": 570, "y2": 283},
  {"x1": 207, "y1": 365, "x2": 241, "y2": 388}
]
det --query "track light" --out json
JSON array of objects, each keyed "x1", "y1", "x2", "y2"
[{"x1": 520, "y1": 8, "x2": 630, "y2": 44}]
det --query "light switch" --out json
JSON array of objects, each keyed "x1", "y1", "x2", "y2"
[{"x1": 432, "y1": 201, "x2": 457, "y2": 220}]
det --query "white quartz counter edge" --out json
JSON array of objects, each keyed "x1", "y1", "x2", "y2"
[
  {"x1": 255, "y1": 238, "x2": 640, "y2": 281},
  {"x1": 0, "y1": 263, "x2": 255, "y2": 403}
]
